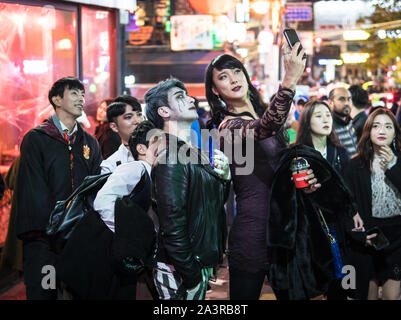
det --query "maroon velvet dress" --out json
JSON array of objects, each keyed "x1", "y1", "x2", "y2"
[{"x1": 219, "y1": 86, "x2": 295, "y2": 274}]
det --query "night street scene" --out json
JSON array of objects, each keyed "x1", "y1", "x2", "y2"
[{"x1": 1, "y1": 0, "x2": 401, "y2": 306}]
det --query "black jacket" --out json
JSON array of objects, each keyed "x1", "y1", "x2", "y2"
[
  {"x1": 352, "y1": 111, "x2": 368, "y2": 141},
  {"x1": 152, "y1": 134, "x2": 230, "y2": 289},
  {"x1": 16, "y1": 118, "x2": 102, "y2": 238},
  {"x1": 326, "y1": 141, "x2": 349, "y2": 176},
  {"x1": 267, "y1": 145, "x2": 357, "y2": 299},
  {"x1": 344, "y1": 153, "x2": 401, "y2": 230}
]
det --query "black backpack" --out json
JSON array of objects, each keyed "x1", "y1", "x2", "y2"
[{"x1": 46, "y1": 172, "x2": 111, "y2": 253}]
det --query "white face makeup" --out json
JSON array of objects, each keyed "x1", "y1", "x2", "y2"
[
  {"x1": 310, "y1": 104, "x2": 333, "y2": 137},
  {"x1": 165, "y1": 87, "x2": 198, "y2": 122}
]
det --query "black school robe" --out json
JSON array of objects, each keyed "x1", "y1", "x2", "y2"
[{"x1": 16, "y1": 118, "x2": 102, "y2": 238}]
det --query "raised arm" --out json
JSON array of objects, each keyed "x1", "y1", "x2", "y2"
[{"x1": 219, "y1": 86, "x2": 295, "y2": 140}]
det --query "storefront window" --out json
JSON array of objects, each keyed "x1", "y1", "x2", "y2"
[
  {"x1": 0, "y1": 2, "x2": 77, "y2": 245},
  {"x1": 0, "y1": 3, "x2": 77, "y2": 163},
  {"x1": 81, "y1": 6, "x2": 116, "y2": 127}
]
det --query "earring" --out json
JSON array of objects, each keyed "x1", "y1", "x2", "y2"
[
  {"x1": 393, "y1": 138, "x2": 397, "y2": 150},
  {"x1": 217, "y1": 95, "x2": 226, "y2": 109}
]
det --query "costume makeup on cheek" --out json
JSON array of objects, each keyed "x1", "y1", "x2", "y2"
[{"x1": 178, "y1": 100, "x2": 185, "y2": 113}]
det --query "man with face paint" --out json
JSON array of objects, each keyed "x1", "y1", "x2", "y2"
[
  {"x1": 145, "y1": 77, "x2": 231, "y2": 300},
  {"x1": 328, "y1": 87, "x2": 358, "y2": 157}
]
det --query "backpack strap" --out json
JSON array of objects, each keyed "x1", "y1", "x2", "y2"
[{"x1": 131, "y1": 163, "x2": 149, "y2": 196}]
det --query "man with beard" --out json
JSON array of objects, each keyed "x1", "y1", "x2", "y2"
[{"x1": 328, "y1": 87, "x2": 358, "y2": 157}]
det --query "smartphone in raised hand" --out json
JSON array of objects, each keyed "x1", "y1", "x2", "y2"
[{"x1": 283, "y1": 28, "x2": 307, "y2": 60}]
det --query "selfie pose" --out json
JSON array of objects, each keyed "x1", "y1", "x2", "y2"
[
  {"x1": 205, "y1": 39, "x2": 324, "y2": 300},
  {"x1": 344, "y1": 108, "x2": 401, "y2": 300}
]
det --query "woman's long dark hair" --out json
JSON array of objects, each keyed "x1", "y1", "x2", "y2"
[
  {"x1": 295, "y1": 99, "x2": 341, "y2": 148},
  {"x1": 205, "y1": 54, "x2": 288, "y2": 145},
  {"x1": 205, "y1": 54, "x2": 266, "y2": 129},
  {"x1": 356, "y1": 107, "x2": 401, "y2": 167}
]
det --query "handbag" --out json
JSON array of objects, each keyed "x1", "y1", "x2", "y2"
[
  {"x1": 46, "y1": 172, "x2": 111, "y2": 252},
  {"x1": 317, "y1": 208, "x2": 345, "y2": 279}
]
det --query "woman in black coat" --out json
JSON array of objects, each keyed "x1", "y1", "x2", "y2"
[
  {"x1": 344, "y1": 107, "x2": 401, "y2": 300},
  {"x1": 295, "y1": 99, "x2": 363, "y2": 299}
]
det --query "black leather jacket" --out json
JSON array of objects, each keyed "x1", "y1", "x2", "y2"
[{"x1": 152, "y1": 134, "x2": 230, "y2": 289}]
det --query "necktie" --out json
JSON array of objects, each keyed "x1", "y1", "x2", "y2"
[{"x1": 63, "y1": 130, "x2": 75, "y2": 190}]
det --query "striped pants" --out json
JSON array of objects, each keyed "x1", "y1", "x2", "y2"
[{"x1": 153, "y1": 262, "x2": 210, "y2": 300}]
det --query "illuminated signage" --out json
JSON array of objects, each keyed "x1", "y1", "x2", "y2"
[
  {"x1": 318, "y1": 59, "x2": 343, "y2": 66},
  {"x1": 170, "y1": 15, "x2": 213, "y2": 51},
  {"x1": 343, "y1": 30, "x2": 370, "y2": 41},
  {"x1": 23, "y1": 60, "x2": 48, "y2": 74},
  {"x1": 341, "y1": 52, "x2": 369, "y2": 64}
]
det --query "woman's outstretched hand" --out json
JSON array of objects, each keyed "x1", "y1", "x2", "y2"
[{"x1": 281, "y1": 42, "x2": 307, "y2": 91}]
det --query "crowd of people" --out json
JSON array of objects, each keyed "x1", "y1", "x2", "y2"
[{"x1": 1, "y1": 41, "x2": 401, "y2": 301}]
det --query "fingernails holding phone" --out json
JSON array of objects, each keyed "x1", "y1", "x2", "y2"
[
  {"x1": 354, "y1": 227, "x2": 390, "y2": 250},
  {"x1": 283, "y1": 28, "x2": 307, "y2": 60}
]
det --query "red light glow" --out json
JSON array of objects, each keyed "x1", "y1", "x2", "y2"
[{"x1": 386, "y1": 93, "x2": 394, "y2": 101}]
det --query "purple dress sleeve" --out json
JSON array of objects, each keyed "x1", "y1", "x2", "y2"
[{"x1": 219, "y1": 86, "x2": 295, "y2": 140}]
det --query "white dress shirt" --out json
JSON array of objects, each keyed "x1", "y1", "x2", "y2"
[
  {"x1": 100, "y1": 144, "x2": 134, "y2": 174},
  {"x1": 94, "y1": 160, "x2": 151, "y2": 232}
]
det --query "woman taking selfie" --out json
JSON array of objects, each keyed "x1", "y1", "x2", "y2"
[
  {"x1": 344, "y1": 108, "x2": 401, "y2": 300},
  {"x1": 205, "y1": 43, "x2": 323, "y2": 299}
]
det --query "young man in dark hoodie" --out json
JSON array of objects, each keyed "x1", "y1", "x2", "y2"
[{"x1": 16, "y1": 77, "x2": 102, "y2": 300}]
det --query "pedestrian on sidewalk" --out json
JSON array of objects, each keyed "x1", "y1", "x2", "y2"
[
  {"x1": 145, "y1": 77, "x2": 231, "y2": 300},
  {"x1": 16, "y1": 77, "x2": 102, "y2": 300},
  {"x1": 295, "y1": 99, "x2": 365, "y2": 299},
  {"x1": 205, "y1": 43, "x2": 320, "y2": 300},
  {"x1": 344, "y1": 108, "x2": 401, "y2": 300}
]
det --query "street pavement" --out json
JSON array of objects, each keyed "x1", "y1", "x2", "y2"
[
  {"x1": 0, "y1": 256, "x2": 276, "y2": 300},
  {"x1": 206, "y1": 258, "x2": 276, "y2": 300}
]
